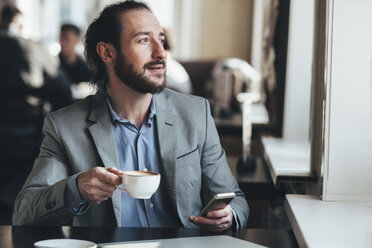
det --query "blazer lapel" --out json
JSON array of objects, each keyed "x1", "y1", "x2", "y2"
[
  {"x1": 88, "y1": 91, "x2": 121, "y2": 226},
  {"x1": 155, "y1": 93, "x2": 178, "y2": 216}
]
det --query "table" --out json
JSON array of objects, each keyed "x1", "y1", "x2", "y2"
[
  {"x1": 261, "y1": 137, "x2": 316, "y2": 185},
  {"x1": 0, "y1": 226, "x2": 297, "y2": 248},
  {"x1": 214, "y1": 103, "x2": 269, "y2": 127},
  {"x1": 285, "y1": 194, "x2": 372, "y2": 248},
  {"x1": 214, "y1": 103, "x2": 269, "y2": 136}
]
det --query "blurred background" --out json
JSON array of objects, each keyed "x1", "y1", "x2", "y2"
[
  {"x1": 8, "y1": 0, "x2": 254, "y2": 61},
  {"x1": 0, "y1": 0, "x2": 321, "y2": 234},
  {"x1": 0, "y1": 0, "x2": 290, "y2": 227},
  {"x1": 2, "y1": 1, "x2": 371, "y2": 245}
]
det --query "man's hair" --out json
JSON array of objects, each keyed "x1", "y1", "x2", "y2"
[
  {"x1": 84, "y1": 0, "x2": 151, "y2": 89},
  {"x1": 61, "y1": 23, "x2": 81, "y2": 36},
  {"x1": 0, "y1": 3, "x2": 22, "y2": 30}
]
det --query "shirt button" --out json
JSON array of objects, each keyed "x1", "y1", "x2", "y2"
[
  {"x1": 149, "y1": 203, "x2": 154, "y2": 208},
  {"x1": 144, "y1": 168, "x2": 148, "y2": 172}
]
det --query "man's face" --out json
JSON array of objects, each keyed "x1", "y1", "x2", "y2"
[
  {"x1": 113, "y1": 9, "x2": 167, "y2": 94},
  {"x1": 59, "y1": 30, "x2": 79, "y2": 54}
]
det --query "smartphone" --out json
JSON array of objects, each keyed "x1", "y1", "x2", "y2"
[{"x1": 199, "y1": 192, "x2": 235, "y2": 217}]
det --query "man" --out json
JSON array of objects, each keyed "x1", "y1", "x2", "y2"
[
  {"x1": 59, "y1": 23, "x2": 92, "y2": 84},
  {"x1": 0, "y1": 3, "x2": 72, "y2": 215},
  {"x1": 13, "y1": 1, "x2": 249, "y2": 232}
]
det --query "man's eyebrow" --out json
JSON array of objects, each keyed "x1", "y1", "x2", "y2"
[
  {"x1": 133, "y1": 31, "x2": 151, "y2": 38},
  {"x1": 133, "y1": 31, "x2": 165, "y2": 38}
]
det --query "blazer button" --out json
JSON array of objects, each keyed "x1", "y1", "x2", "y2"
[{"x1": 46, "y1": 200, "x2": 56, "y2": 210}]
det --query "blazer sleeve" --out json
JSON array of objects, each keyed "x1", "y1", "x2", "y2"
[
  {"x1": 12, "y1": 114, "x2": 77, "y2": 226},
  {"x1": 200, "y1": 99, "x2": 249, "y2": 228}
]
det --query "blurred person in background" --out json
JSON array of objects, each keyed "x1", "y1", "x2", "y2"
[
  {"x1": 59, "y1": 23, "x2": 92, "y2": 85},
  {"x1": 0, "y1": 3, "x2": 73, "y2": 218},
  {"x1": 163, "y1": 29, "x2": 192, "y2": 94}
]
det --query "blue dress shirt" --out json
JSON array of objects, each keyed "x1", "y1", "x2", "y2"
[{"x1": 106, "y1": 96, "x2": 178, "y2": 227}]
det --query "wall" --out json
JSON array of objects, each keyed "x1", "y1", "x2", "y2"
[
  {"x1": 172, "y1": 0, "x2": 202, "y2": 60},
  {"x1": 322, "y1": 0, "x2": 372, "y2": 201},
  {"x1": 282, "y1": 0, "x2": 314, "y2": 140},
  {"x1": 197, "y1": 0, "x2": 253, "y2": 62},
  {"x1": 250, "y1": 0, "x2": 268, "y2": 73}
]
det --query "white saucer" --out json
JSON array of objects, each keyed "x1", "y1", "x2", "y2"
[{"x1": 34, "y1": 239, "x2": 97, "y2": 248}]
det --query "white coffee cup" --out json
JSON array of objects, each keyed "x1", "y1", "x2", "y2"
[{"x1": 117, "y1": 171, "x2": 160, "y2": 199}]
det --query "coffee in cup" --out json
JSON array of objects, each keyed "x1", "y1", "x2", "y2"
[{"x1": 117, "y1": 171, "x2": 160, "y2": 199}]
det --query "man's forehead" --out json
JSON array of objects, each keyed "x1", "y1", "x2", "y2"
[{"x1": 120, "y1": 9, "x2": 163, "y2": 35}]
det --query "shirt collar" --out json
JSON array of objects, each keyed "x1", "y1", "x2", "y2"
[{"x1": 106, "y1": 95, "x2": 157, "y2": 125}]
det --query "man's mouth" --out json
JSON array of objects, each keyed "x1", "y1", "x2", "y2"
[
  {"x1": 147, "y1": 64, "x2": 164, "y2": 72},
  {"x1": 145, "y1": 60, "x2": 166, "y2": 73}
]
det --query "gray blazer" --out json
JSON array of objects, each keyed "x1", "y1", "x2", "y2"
[{"x1": 12, "y1": 89, "x2": 249, "y2": 227}]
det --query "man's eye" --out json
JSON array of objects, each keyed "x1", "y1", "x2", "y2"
[
  {"x1": 139, "y1": 37, "x2": 149, "y2": 43},
  {"x1": 159, "y1": 39, "x2": 165, "y2": 44}
]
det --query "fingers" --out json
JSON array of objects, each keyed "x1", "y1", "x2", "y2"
[
  {"x1": 85, "y1": 177, "x2": 117, "y2": 194},
  {"x1": 94, "y1": 167, "x2": 122, "y2": 185},
  {"x1": 189, "y1": 205, "x2": 233, "y2": 232},
  {"x1": 83, "y1": 186, "x2": 112, "y2": 203},
  {"x1": 77, "y1": 167, "x2": 122, "y2": 203},
  {"x1": 205, "y1": 207, "x2": 230, "y2": 219},
  {"x1": 189, "y1": 215, "x2": 232, "y2": 232},
  {"x1": 190, "y1": 214, "x2": 231, "y2": 227},
  {"x1": 106, "y1": 167, "x2": 123, "y2": 176}
]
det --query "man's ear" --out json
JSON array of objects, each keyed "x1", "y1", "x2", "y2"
[{"x1": 96, "y1": 42, "x2": 116, "y2": 64}]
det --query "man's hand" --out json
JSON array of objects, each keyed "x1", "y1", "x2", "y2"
[
  {"x1": 77, "y1": 167, "x2": 122, "y2": 204},
  {"x1": 189, "y1": 205, "x2": 233, "y2": 232}
]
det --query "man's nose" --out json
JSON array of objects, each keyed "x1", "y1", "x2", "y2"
[{"x1": 152, "y1": 40, "x2": 167, "y2": 60}]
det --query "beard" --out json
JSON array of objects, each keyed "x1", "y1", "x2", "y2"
[{"x1": 113, "y1": 52, "x2": 166, "y2": 94}]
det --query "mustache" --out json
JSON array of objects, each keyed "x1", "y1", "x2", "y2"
[{"x1": 144, "y1": 59, "x2": 166, "y2": 68}]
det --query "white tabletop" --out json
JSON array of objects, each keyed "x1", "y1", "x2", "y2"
[
  {"x1": 261, "y1": 137, "x2": 311, "y2": 185},
  {"x1": 285, "y1": 194, "x2": 372, "y2": 248},
  {"x1": 99, "y1": 235, "x2": 265, "y2": 248}
]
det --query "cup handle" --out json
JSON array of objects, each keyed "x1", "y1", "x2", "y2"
[
  {"x1": 117, "y1": 175, "x2": 126, "y2": 193},
  {"x1": 116, "y1": 185, "x2": 127, "y2": 193}
]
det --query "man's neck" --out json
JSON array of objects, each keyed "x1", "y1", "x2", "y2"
[{"x1": 106, "y1": 80, "x2": 152, "y2": 129}]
